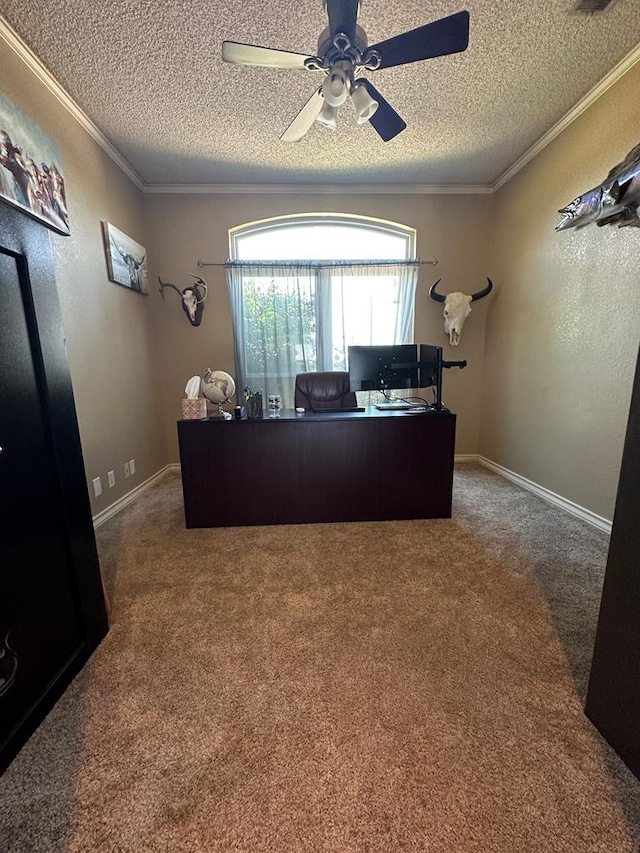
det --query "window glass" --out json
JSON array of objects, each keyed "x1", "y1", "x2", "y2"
[
  {"x1": 227, "y1": 216, "x2": 417, "y2": 407},
  {"x1": 235, "y1": 222, "x2": 409, "y2": 260}
]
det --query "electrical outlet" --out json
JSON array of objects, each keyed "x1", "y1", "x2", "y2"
[
  {"x1": 124, "y1": 462, "x2": 130, "y2": 479},
  {"x1": 92, "y1": 476, "x2": 102, "y2": 497},
  {"x1": 107, "y1": 470, "x2": 115, "y2": 488},
  {"x1": 129, "y1": 458, "x2": 136, "y2": 476}
]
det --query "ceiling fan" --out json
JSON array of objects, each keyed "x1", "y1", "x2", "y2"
[{"x1": 222, "y1": 1, "x2": 470, "y2": 142}]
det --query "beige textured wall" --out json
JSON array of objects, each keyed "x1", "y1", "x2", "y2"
[
  {"x1": 143, "y1": 193, "x2": 494, "y2": 461},
  {"x1": 1, "y1": 38, "x2": 166, "y2": 514},
  {"x1": 480, "y1": 62, "x2": 640, "y2": 521}
]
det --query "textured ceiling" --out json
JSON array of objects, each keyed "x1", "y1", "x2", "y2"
[{"x1": 1, "y1": 0, "x2": 640, "y2": 187}]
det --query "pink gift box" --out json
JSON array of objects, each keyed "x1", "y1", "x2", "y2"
[{"x1": 181, "y1": 398, "x2": 207, "y2": 419}]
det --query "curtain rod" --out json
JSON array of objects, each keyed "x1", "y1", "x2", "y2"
[{"x1": 197, "y1": 258, "x2": 438, "y2": 268}]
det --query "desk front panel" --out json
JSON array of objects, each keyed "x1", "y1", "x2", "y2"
[{"x1": 178, "y1": 410, "x2": 456, "y2": 527}]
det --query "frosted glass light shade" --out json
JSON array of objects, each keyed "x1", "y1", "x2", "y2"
[
  {"x1": 351, "y1": 82, "x2": 379, "y2": 125},
  {"x1": 316, "y1": 100, "x2": 338, "y2": 130},
  {"x1": 322, "y1": 68, "x2": 349, "y2": 107}
]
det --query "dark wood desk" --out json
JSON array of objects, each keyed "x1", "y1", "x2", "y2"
[{"x1": 177, "y1": 407, "x2": 456, "y2": 528}]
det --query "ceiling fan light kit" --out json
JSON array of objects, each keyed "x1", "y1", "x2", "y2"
[{"x1": 222, "y1": 1, "x2": 470, "y2": 142}]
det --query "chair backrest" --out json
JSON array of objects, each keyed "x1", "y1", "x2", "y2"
[{"x1": 294, "y1": 372, "x2": 357, "y2": 410}]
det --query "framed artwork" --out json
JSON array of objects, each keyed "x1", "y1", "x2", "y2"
[
  {"x1": 0, "y1": 91, "x2": 70, "y2": 236},
  {"x1": 102, "y1": 222, "x2": 149, "y2": 294}
]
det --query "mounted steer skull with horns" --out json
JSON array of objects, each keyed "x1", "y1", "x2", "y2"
[
  {"x1": 429, "y1": 278, "x2": 493, "y2": 346},
  {"x1": 158, "y1": 274, "x2": 208, "y2": 326}
]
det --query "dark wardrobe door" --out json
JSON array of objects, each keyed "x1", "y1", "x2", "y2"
[
  {"x1": 0, "y1": 249, "x2": 81, "y2": 730},
  {"x1": 0, "y1": 204, "x2": 108, "y2": 773},
  {"x1": 585, "y1": 344, "x2": 640, "y2": 779}
]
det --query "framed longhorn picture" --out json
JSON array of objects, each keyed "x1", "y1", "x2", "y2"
[{"x1": 102, "y1": 222, "x2": 149, "y2": 294}]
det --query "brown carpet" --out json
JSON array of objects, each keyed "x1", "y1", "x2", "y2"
[{"x1": 1, "y1": 463, "x2": 639, "y2": 852}]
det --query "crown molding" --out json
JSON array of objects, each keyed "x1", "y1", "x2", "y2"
[
  {"x1": 0, "y1": 16, "x2": 144, "y2": 190},
  {"x1": 492, "y1": 41, "x2": 640, "y2": 191},
  {"x1": 142, "y1": 182, "x2": 493, "y2": 195}
]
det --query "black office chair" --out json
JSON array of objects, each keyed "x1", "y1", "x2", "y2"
[{"x1": 294, "y1": 372, "x2": 358, "y2": 410}]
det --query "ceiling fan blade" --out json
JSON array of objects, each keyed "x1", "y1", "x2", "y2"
[
  {"x1": 222, "y1": 41, "x2": 312, "y2": 69},
  {"x1": 360, "y1": 80, "x2": 406, "y2": 142},
  {"x1": 280, "y1": 88, "x2": 324, "y2": 142},
  {"x1": 368, "y1": 10, "x2": 470, "y2": 70},
  {"x1": 326, "y1": 0, "x2": 359, "y2": 41}
]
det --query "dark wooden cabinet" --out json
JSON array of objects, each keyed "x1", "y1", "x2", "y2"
[
  {"x1": 0, "y1": 203, "x2": 108, "y2": 774},
  {"x1": 178, "y1": 409, "x2": 456, "y2": 527}
]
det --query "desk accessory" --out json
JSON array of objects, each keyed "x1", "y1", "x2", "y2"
[
  {"x1": 312, "y1": 406, "x2": 365, "y2": 413},
  {"x1": 268, "y1": 394, "x2": 282, "y2": 413},
  {"x1": 244, "y1": 387, "x2": 263, "y2": 419},
  {"x1": 374, "y1": 401, "x2": 412, "y2": 410},
  {"x1": 202, "y1": 369, "x2": 236, "y2": 420},
  {"x1": 181, "y1": 375, "x2": 207, "y2": 419}
]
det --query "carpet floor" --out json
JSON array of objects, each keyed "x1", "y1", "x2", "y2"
[{"x1": 1, "y1": 463, "x2": 639, "y2": 852}]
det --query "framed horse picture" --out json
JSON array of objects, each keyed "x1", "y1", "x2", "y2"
[{"x1": 0, "y1": 92, "x2": 70, "y2": 236}]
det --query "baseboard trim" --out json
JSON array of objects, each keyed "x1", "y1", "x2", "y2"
[
  {"x1": 92, "y1": 464, "x2": 179, "y2": 529},
  {"x1": 476, "y1": 455, "x2": 612, "y2": 534},
  {"x1": 93, "y1": 457, "x2": 611, "y2": 534}
]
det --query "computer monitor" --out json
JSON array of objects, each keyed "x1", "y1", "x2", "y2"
[
  {"x1": 348, "y1": 344, "x2": 419, "y2": 392},
  {"x1": 419, "y1": 344, "x2": 443, "y2": 410}
]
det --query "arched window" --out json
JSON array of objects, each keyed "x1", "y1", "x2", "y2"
[{"x1": 226, "y1": 214, "x2": 418, "y2": 407}]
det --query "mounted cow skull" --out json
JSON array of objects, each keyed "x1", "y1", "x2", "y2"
[
  {"x1": 158, "y1": 274, "x2": 208, "y2": 326},
  {"x1": 429, "y1": 278, "x2": 493, "y2": 346}
]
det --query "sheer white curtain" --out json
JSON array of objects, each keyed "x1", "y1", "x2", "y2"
[
  {"x1": 226, "y1": 262, "x2": 317, "y2": 405},
  {"x1": 226, "y1": 260, "x2": 419, "y2": 407}
]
